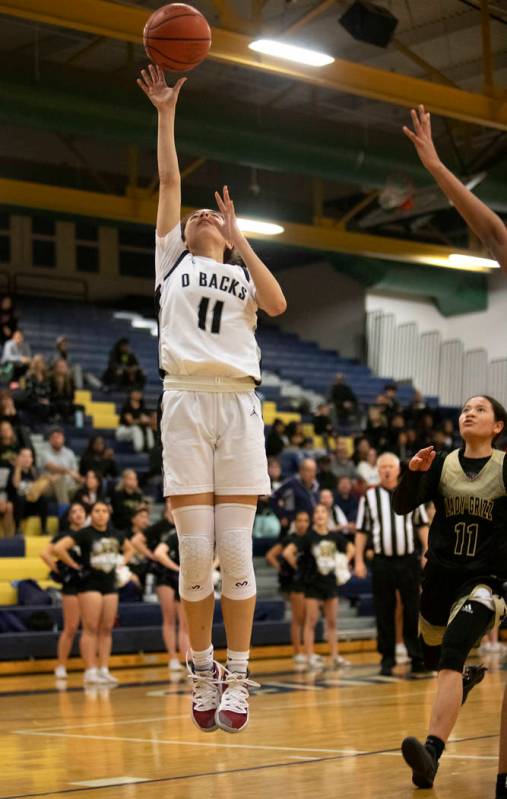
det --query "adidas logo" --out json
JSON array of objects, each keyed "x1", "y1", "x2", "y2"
[{"x1": 462, "y1": 603, "x2": 474, "y2": 614}]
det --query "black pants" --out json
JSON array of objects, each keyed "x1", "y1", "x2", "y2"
[{"x1": 372, "y1": 554, "x2": 423, "y2": 669}]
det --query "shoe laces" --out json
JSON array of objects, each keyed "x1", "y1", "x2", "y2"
[
  {"x1": 186, "y1": 654, "x2": 221, "y2": 712},
  {"x1": 220, "y1": 668, "x2": 260, "y2": 714}
]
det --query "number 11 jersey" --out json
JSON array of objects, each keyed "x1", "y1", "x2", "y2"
[{"x1": 155, "y1": 225, "x2": 261, "y2": 383}]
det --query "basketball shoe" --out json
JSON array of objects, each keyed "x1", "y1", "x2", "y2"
[
  {"x1": 216, "y1": 668, "x2": 260, "y2": 733},
  {"x1": 187, "y1": 658, "x2": 224, "y2": 733}
]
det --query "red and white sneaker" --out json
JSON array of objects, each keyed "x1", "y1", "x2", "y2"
[
  {"x1": 216, "y1": 669, "x2": 260, "y2": 734},
  {"x1": 187, "y1": 659, "x2": 223, "y2": 733}
]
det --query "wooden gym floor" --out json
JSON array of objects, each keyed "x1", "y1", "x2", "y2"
[{"x1": 1, "y1": 651, "x2": 505, "y2": 799}]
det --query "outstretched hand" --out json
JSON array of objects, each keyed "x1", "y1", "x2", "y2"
[
  {"x1": 211, "y1": 186, "x2": 243, "y2": 248},
  {"x1": 137, "y1": 64, "x2": 186, "y2": 111},
  {"x1": 409, "y1": 446, "x2": 436, "y2": 473},
  {"x1": 403, "y1": 104, "x2": 441, "y2": 172}
]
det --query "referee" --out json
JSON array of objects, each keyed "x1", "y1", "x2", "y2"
[{"x1": 354, "y1": 452, "x2": 429, "y2": 676}]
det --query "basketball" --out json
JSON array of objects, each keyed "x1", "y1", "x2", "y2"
[{"x1": 143, "y1": 3, "x2": 211, "y2": 72}]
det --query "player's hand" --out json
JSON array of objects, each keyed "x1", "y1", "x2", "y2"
[
  {"x1": 213, "y1": 185, "x2": 242, "y2": 248},
  {"x1": 408, "y1": 446, "x2": 436, "y2": 472},
  {"x1": 354, "y1": 561, "x2": 367, "y2": 579},
  {"x1": 403, "y1": 105, "x2": 441, "y2": 172},
  {"x1": 137, "y1": 64, "x2": 186, "y2": 111}
]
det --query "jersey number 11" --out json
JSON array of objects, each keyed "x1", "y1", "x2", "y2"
[{"x1": 198, "y1": 297, "x2": 224, "y2": 334}]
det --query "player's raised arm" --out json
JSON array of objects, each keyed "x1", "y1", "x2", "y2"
[
  {"x1": 404, "y1": 105, "x2": 507, "y2": 271},
  {"x1": 212, "y1": 186, "x2": 287, "y2": 317},
  {"x1": 137, "y1": 65, "x2": 187, "y2": 237}
]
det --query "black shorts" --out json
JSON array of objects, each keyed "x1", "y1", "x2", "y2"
[
  {"x1": 157, "y1": 571, "x2": 180, "y2": 601},
  {"x1": 420, "y1": 561, "x2": 501, "y2": 628},
  {"x1": 79, "y1": 572, "x2": 117, "y2": 596},
  {"x1": 304, "y1": 582, "x2": 338, "y2": 601},
  {"x1": 61, "y1": 583, "x2": 79, "y2": 597}
]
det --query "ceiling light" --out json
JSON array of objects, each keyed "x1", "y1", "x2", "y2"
[
  {"x1": 448, "y1": 253, "x2": 500, "y2": 269},
  {"x1": 237, "y1": 217, "x2": 285, "y2": 235},
  {"x1": 248, "y1": 39, "x2": 334, "y2": 67}
]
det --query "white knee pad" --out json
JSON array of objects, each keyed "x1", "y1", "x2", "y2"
[
  {"x1": 215, "y1": 503, "x2": 256, "y2": 600},
  {"x1": 172, "y1": 505, "x2": 214, "y2": 602}
]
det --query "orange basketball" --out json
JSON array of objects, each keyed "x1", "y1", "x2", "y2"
[{"x1": 143, "y1": 3, "x2": 211, "y2": 72}]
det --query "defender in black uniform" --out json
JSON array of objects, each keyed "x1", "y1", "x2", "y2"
[
  {"x1": 54, "y1": 501, "x2": 132, "y2": 686},
  {"x1": 40, "y1": 502, "x2": 87, "y2": 680},
  {"x1": 393, "y1": 395, "x2": 507, "y2": 789},
  {"x1": 266, "y1": 510, "x2": 310, "y2": 665}
]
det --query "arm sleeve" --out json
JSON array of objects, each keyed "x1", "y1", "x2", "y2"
[
  {"x1": 393, "y1": 456, "x2": 443, "y2": 514},
  {"x1": 155, "y1": 224, "x2": 186, "y2": 287}
]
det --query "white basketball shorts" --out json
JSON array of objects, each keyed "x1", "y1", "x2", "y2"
[{"x1": 160, "y1": 389, "x2": 271, "y2": 496}]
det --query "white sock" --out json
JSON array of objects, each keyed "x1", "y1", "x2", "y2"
[
  {"x1": 226, "y1": 648, "x2": 249, "y2": 676},
  {"x1": 98, "y1": 667, "x2": 109, "y2": 675},
  {"x1": 192, "y1": 644, "x2": 214, "y2": 673}
]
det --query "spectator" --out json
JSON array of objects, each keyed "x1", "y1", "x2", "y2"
[
  {"x1": 352, "y1": 436, "x2": 371, "y2": 466},
  {"x1": 316, "y1": 455, "x2": 337, "y2": 492},
  {"x1": 329, "y1": 373, "x2": 358, "y2": 424},
  {"x1": 102, "y1": 338, "x2": 145, "y2": 390},
  {"x1": 387, "y1": 413, "x2": 406, "y2": 450},
  {"x1": 265, "y1": 419, "x2": 286, "y2": 458},
  {"x1": 38, "y1": 428, "x2": 81, "y2": 504},
  {"x1": 403, "y1": 388, "x2": 427, "y2": 426},
  {"x1": 312, "y1": 403, "x2": 333, "y2": 438},
  {"x1": 0, "y1": 295, "x2": 18, "y2": 345},
  {"x1": 116, "y1": 390, "x2": 155, "y2": 453},
  {"x1": 382, "y1": 383, "x2": 401, "y2": 418},
  {"x1": 79, "y1": 435, "x2": 118, "y2": 480},
  {"x1": 0, "y1": 421, "x2": 20, "y2": 467},
  {"x1": 365, "y1": 405, "x2": 388, "y2": 451},
  {"x1": 356, "y1": 447, "x2": 380, "y2": 486},
  {"x1": 0, "y1": 389, "x2": 19, "y2": 426},
  {"x1": 267, "y1": 457, "x2": 282, "y2": 492},
  {"x1": 335, "y1": 476, "x2": 359, "y2": 527},
  {"x1": 51, "y1": 336, "x2": 82, "y2": 390},
  {"x1": 441, "y1": 418, "x2": 456, "y2": 451},
  {"x1": 8, "y1": 448, "x2": 48, "y2": 533},
  {"x1": 332, "y1": 441, "x2": 358, "y2": 481},
  {"x1": 271, "y1": 458, "x2": 320, "y2": 534},
  {"x1": 25, "y1": 354, "x2": 52, "y2": 424},
  {"x1": 319, "y1": 488, "x2": 349, "y2": 532},
  {"x1": 279, "y1": 429, "x2": 307, "y2": 478},
  {"x1": 416, "y1": 411, "x2": 436, "y2": 448},
  {"x1": 1, "y1": 329, "x2": 31, "y2": 380},
  {"x1": 111, "y1": 469, "x2": 144, "y2": 531},
  {"x1": 73, "y1": 469, "x2": 105, "y2": 515},
  {"x1": 0, "y1": 483, "x2": 14, "y2": 538},
  {"x1": 50, "y1": 359, "x2": 77, "y2": 424}
]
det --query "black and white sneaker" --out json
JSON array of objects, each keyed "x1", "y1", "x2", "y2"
[
  {"x1": 401, "y1": 737, "x2": 439, "y2": 788},
  {"x1": 462, "y1": 664, "x2": 487, "y2": 705}
]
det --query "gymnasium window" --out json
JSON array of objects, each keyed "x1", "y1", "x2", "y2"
[
  {"x1": 75, "y1": 222, "x2": 99, "y2": 273},
  {"x1": 31, "y1": 216, "x2": 56, "y2": 268},
  {"x1": 118, "y1": 228, "x2": 154, "y2": 278}
]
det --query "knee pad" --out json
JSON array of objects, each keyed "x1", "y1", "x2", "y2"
[
  {"x1": 439, "y1": 600, "x2": 494, "y2": 672},
  {"x1": 172, "y1": 505, "x2": 214, "y2": 602},
  {"x1": 215, "y1": 503, "x2": 256, "y2": 600}
]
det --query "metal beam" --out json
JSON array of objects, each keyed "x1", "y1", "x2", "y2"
[
  {"x1": 284, "y1": 0, "x2": 336, "y2": 35},
  {"x1": 1, "y1": 0, "x2": 506, "y2": 130},
  {"x1": 0, "y1": 177, "x2": 494, "y2": 272}
]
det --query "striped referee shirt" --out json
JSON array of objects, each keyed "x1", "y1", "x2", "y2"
[{"x1": 356, "y1": 486, "x2": 429, "y2": 557}]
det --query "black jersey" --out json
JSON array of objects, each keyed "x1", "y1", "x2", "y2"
[
  {"x1": 145, "y1": 518, "x2": 176, "y2": 552},
  {"x1": 69, "y1": 526, "x2": 124, "y2": 574},
  {"x1": 393, "y1": 448, "x2": 507, "y2": 579},
  {"x1": 51, "y1": 529, "x2": 82, "y2": 584},
  {"x1": 278, "y1": 532, "x2": 304, "y2": 591},
  {"x1": 298, "y1": 529, "x2": 349, "y2": 592}
]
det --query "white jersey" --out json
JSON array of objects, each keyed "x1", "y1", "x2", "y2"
[{"x1": 155, "y1": 225, "x2": 261, "y2": 383}]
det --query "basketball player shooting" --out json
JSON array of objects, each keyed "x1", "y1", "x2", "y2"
[{"x1": 137, "y1": 64, "x2": 286, "y2": 734}]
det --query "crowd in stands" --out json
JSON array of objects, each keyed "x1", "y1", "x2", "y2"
[{"x1": 0, "y1": 291, "x2": 471, "y2": 545}]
